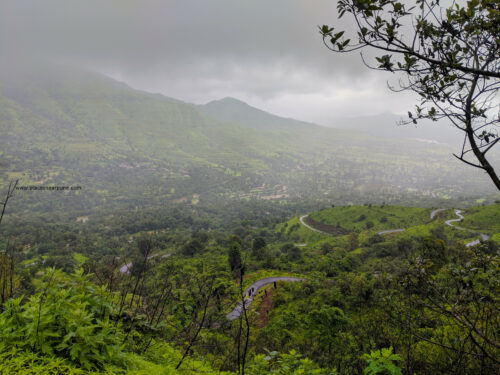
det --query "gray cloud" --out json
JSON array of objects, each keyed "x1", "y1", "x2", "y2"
[{"x1": 1, "y1": 0, "x2": 418, "y2": 122}]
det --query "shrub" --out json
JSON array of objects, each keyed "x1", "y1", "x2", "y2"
[
  {"x1": 248, "y1": 349, "x2": 336, "y2": 375},
  {"x1": 361, "y1": 347, "x2": 403, "y2": 375},
  {"x1": 0, "y1": 268, "x2": 126, "y2": 370}
]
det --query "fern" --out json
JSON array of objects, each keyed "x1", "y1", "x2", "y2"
[{"x1": 0, "y1": 268, "x2": 127, "y2": 370}]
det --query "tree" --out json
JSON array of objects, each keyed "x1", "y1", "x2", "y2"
[
  {"x1": 228, "y1": 241, "x2": 243, "y2": 278},
  {"x1": 182, "y1": 239, "x2": 203, "y2": 257},
  {"x1": 320, "y1": 0, "x2": 500, "y2": 190},
  {"x1": 307, "y1": 306, "x2": 348, "y2": 357},
  {"x1": 419, "y1": 236, "x2": 447, "y2": 267},
  {"x1": 0, "y1": 180, "x2": 19, "y2": 308},
  {"x1": 393, "y1": 246, "x2": 500, "y2": 373},
  {"x1": 252, "y1": 237, "x2": 267, "y2": 256}
]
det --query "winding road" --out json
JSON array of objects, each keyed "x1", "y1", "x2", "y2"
[
  {"x1": 444, "y1": 209, "x2": 490, "y2": 247},
  {"x1": 226, "y1": 277, "x2": 304, "y2": 321},
  {"x1": 445, "y1": 209, "x2": 465, "y2": 227}
]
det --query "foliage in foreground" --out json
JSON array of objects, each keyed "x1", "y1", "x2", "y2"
[
  {"x1": 249, "y1": 349, "x2": 338, "y2": 375},
  {"x1": 0, "y1": 269, "x2": 125, "y2": 370}
]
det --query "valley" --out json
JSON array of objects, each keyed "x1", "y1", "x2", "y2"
[{"x1": 0, "y1": 65, "x2": 498, "y2": 375}]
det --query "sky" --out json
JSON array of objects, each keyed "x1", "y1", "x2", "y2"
[{"x1": 1, "y1": 0, "x2": 417, "y2": 125}]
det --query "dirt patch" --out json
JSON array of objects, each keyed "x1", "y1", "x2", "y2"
[
  {"x1": 256, "y1": 287, "x2": 275, "y2": 328},
  {"x1": 304, "y1": 216, "x2": 350, "y2": 235}
]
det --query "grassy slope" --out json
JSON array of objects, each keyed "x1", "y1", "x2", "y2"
[
  {"x1": 285, "y1": 205, "x2": 500, "y2": 247},
  {"x1": 461, "y1": 203, "x2": 500, "y2": 234},
  {"x1": 310, "y1": 205, "x2": 431, "y2": 232}
]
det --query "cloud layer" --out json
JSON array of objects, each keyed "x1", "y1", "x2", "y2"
[{"x1": 1, "y1": 0, "x2": 418, "y2": 123}]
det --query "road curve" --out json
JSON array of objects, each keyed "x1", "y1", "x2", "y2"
[
  {"x1": 226, "y1": 277, "x2": 304, "y2": 321},
  {"x1": 119, "y1": 253, "x2": 171, "y2": 274},
  {"x1": 378, "y1": 229, "x2": 405, "y2": 235},
  {"x1": 430, "y1": 208, "x2": 446, "y2": 219},
  {"x1": 445, "y1": 209, "x2": 465, "y2": 227},
  {"x1": 299, "y1": 215, "x2": 330, "y2": 235}
]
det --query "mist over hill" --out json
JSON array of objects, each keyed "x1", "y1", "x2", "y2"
[
  {"x1": 0, "y1": 64, "x2": 498, "y2": 216},
  {"x1": 329, "y1": 112, "x2": 465, "y2": 146}
]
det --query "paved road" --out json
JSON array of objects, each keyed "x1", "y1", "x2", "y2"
[
  {"x1": 445, "y1": 209, "x2": 465, "y2": 227},
  {"x1": 300, "y1": 216, "x2": 404, "y2": 236},
  {"x1": 120, "y1": 262, "x2": 133, "y2": 274},
  {"x1": 119, "y1": 253, "x2": 171, "y2": 274},
  {"x1": 378, "y1": 229, "x2": 405, "y2": 235},
  {"x1": 226, "y1": 277, "x2": 304, "y2": 321},
  {"x1": 430, "y1": 208, "x2": 446, "y2": 219}
]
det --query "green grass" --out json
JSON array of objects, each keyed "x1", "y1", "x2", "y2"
[
  {"x1": 491, "y1": 233, "x2": 500, "y2": 244},
  {"x1": 0, "y1": 345, "x2": 225, "y2": 375},
  {"x1": 277, "y1": 217, "x2": 324, "y2": 242}
]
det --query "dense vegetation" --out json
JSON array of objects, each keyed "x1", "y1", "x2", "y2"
[{"x1": 0, "y1": 198, "x2": 498, "y2": 374}]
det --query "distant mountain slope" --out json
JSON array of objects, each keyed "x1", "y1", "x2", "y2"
[
  {"x1": 329, "y1": 112, "x2": 464, "y2": 146},
  {"x1": 198, "y1": 97, "x2": 316, "y2": 132},
  {"x1": 0, "y1": 64, "x2": 497, "y2": 214}
]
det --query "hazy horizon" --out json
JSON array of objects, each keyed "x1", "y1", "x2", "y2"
[{"x1": 1, "y1": 0, "x2": 420, "y2": 125}]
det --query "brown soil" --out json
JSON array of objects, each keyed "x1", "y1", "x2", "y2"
[
  {"x1": 304, "y1": 216, "x2": 350, "y2": 235},
  {"x1": 256, "y1": 288, "x2": 275, "y2": 328}
]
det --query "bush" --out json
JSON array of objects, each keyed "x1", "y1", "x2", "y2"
[
  {"x1": 0, "y1": 268, "x2": 126, "y2": 370},
  {"x1": 356, "y1": 214, "x2": 367, "y2": 222},
  {"x1": 248, "y1": 349, "x2": 336, "y2": 375},
  {"x1": 361, "y1": 347, "x2": 403, "y2": 375}
]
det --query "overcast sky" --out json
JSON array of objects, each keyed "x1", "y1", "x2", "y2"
[{"x1": 1, "y1": 0, "x2": 417, "y2": 125}]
